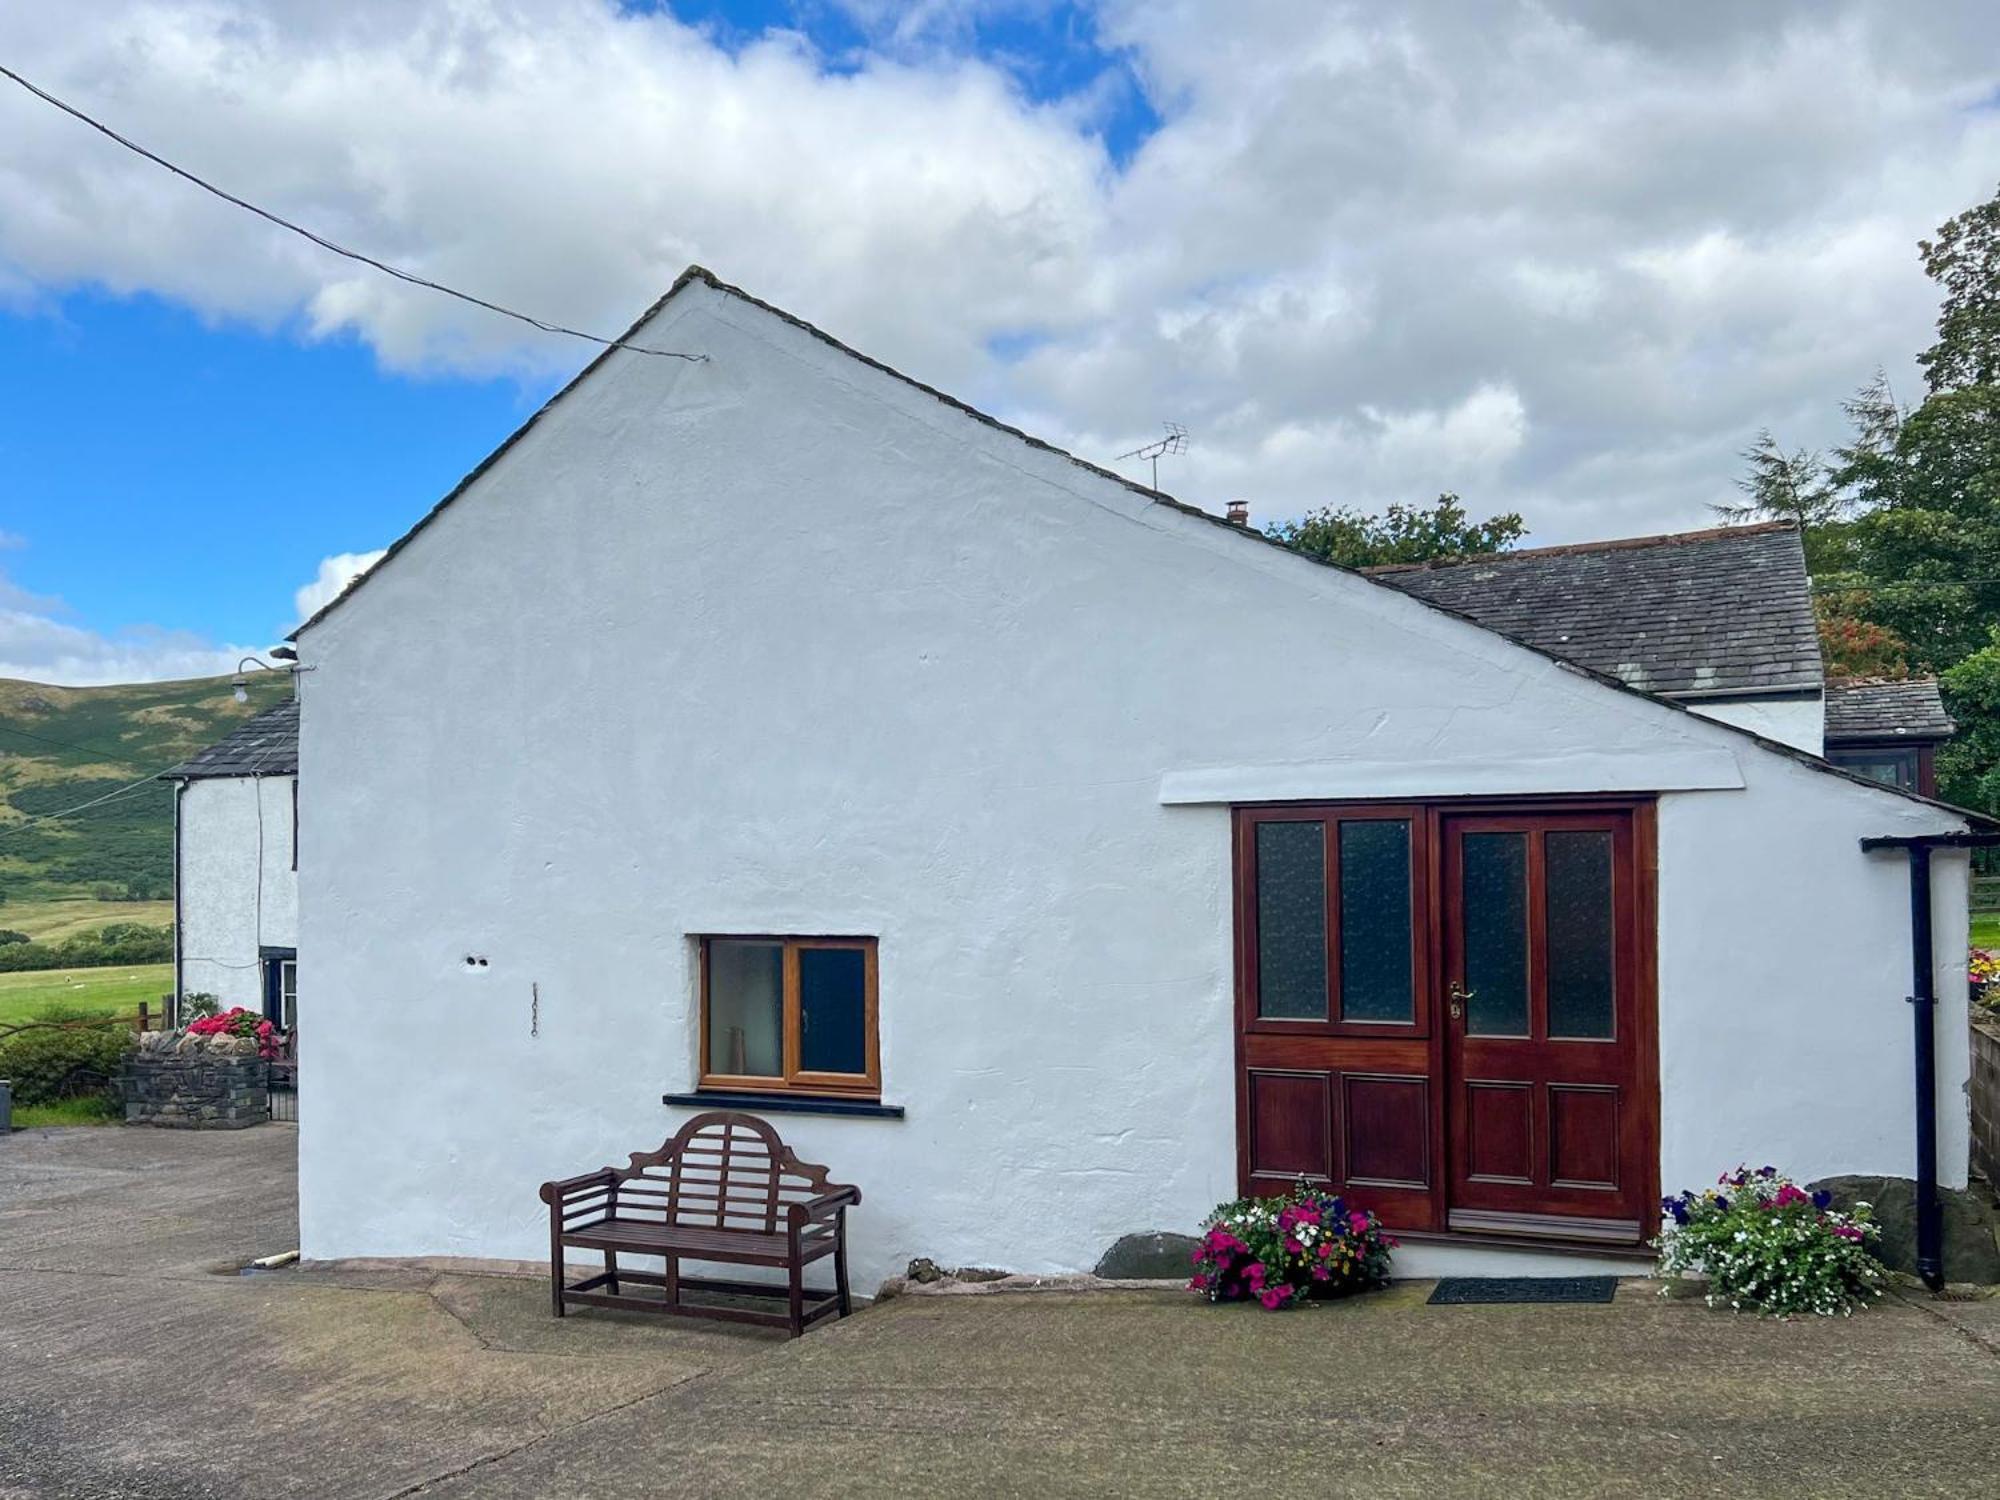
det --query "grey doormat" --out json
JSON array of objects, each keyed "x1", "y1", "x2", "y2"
[{"x1": 1427, "y1": 1276, "x2": 1617, "y2": 1305}]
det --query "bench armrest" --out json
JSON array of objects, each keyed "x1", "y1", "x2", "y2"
[
  {"x1": 788, "y1": 1185, "x2": 862, "y2": 1227},
  {"x1": 538, "y1": 1168, "x2": 617, "y2": 1206}
]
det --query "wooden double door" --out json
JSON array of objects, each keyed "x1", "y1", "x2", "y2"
[{"x1": 1233, "y1": 800, "x2": 1657, "y2": 1245}]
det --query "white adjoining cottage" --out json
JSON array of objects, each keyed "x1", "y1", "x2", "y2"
[
  {"x1": 166, "y1": 698, "x2": 298, "y2": 1028},
  {"x1": 294, "y1": 269, "x2": 1981, "y2": 1289}
]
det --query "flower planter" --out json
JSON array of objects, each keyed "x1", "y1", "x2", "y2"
[{"x1": 122, "y1": 1032, "x2": 270, "y2": 1129}]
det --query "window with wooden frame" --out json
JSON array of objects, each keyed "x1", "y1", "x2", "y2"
[
  {"x1": 699, "y1": 936, "x2": 880, "y2": 1097},
  {"x1": 1238, "y1": 806, "x2": 1429, "y2": 1038}
]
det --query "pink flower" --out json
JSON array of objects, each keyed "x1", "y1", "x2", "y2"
[
  {"x1": 1318, "y1": 1242, "x2": 1333, "y2": 1259},
  {"x1": 1311, "y1": 1265, "x2": 1330, "y2": 1281},
  {"x1": 1348, "y1": 1211, "x2": 1370, "y2": 1234},
  {"x1": 1284, "y1": 1237, "x2": 1303, "y2": 1255}
]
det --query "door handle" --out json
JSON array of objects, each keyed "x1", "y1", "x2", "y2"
[{"x1": 1447, "y1": 980, "x2": 1474, "y2": 1021}]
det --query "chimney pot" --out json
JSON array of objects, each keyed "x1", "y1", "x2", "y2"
[{"x1": 1225, "y1": 500, "x2": 1250, "y2": 527}]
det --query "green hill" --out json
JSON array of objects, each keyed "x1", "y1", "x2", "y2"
[{"x1": 0, "y1": 673, "x2": 294, "y2": 914}]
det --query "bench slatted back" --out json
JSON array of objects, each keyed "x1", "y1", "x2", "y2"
[{"x1": 609, "y1": 1112, "x2": 846, "y2": 1234}]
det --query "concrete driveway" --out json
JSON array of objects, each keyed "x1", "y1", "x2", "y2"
[{"x1": 3, "y1": 1126, "x2": 1998, "y2": 1499}]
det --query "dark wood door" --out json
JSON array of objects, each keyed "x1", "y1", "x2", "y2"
[
  {"x1": 1233, "y1": 806, "x2": 1442, "y2": 1230},
  {"x1": 1440, "y1": 811, "x2": 1653, "y2": 1243}
]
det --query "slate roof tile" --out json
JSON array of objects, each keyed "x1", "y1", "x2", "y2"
[
  {"x1": 1367, "y1": 523, "x2": 1821, "y2": 697},
  {"x1": 1824, "y1": 678, "x2": 1955, "y2": 741},
  {"x1": 164, "y1": 698, "x2": 299, "y2": 779}
]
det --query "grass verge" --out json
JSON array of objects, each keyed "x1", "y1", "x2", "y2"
[{"x1": 9, "y1": 1095, "x2": 121, "y2": 1129}]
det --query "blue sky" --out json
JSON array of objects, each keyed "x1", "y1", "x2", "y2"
[
  {"x1": 1, "y1": 1, "x2": 1994, "y2": 682},
  {"x1": 0, "y1": 292, "x2": 555, "y2": 647},
  {"x1": 0, "y1": 0, "x2": 1160, "y2": 677}
]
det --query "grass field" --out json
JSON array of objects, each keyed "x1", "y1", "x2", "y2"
[
  {"x1": 0, "y1": 962, "x2": 173, "y2": 1027},
  {"x1": 1, "y1": 897, "x2": 174, "y2": 943},
  {"x1": 1975, "y1": 913, "x2": 2000, "y2": 950}
]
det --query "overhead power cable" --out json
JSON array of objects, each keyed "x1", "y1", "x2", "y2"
[
  {"x1": 0, "y1": 61, "x2": 706, "y2": 363},
  {"x1": 0, "y1": 766, "x2": 176, "y2": 848},
  {"x1": 1811, "y1": 578, "x2": 2000, "y2": 592}
]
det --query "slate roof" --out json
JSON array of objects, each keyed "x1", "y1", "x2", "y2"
[
  {"x1": 1366, "y1": 523, "x2": 1821, "y2": 699},
  {"x1": 1825, "y1": 678, "x2": 1956, "y2": 742},
  {"x1": 164, "y1": 698, "x2": 299, "y2": 779}
]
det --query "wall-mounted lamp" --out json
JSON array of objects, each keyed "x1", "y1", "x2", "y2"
[{"x1": 230, "y1": 654, "x2": 292, "y2": 704}]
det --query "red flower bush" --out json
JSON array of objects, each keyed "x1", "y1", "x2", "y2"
[
  {"x1": 1189, "y1": 1180, "x2": 1396, "y2": 1309},
  {"x1": 186, "y1": 1006, "x2": 283, "y2": 1060}
]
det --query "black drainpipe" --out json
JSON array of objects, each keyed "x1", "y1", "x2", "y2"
[
  {"x1": 1905, "y1": 842, "x2": 1942, "y2": 1293},
  {"x1": 1862, "y1": 830, "x2": 2000, "y2": 1294}
]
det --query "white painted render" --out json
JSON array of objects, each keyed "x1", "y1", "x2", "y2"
[
  {"x1": 177, "y1": 774, "x2": 296, "y2": 1012},
  {"x1": 296, "y1": 277, "x2": 1970, "y2": 1289},
  {"x1": 1685, "y1": 692, "x2": 1825, "y2": 754}
]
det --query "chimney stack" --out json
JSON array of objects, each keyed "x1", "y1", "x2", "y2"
[{"x1": 1225, "y1": 500, "x2": 1250, "y2": 527}]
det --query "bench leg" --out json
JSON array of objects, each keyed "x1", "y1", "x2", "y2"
[
  {"x1": 835, "y1": 1214, "x2": 853, "y2": 1318},
  {"x1": 787, "y1": 1255, "x2": 805, "y2": 1338},
  {"x1": 665, "y1": 1254, "x2": 680, "y2": 1312},
  {"x1": 604, "y1": 1248, "x2": 620, "y2": 1294},
  {"x1": 549, "y1": 1219, "x2": 566, "y2": 1320}
]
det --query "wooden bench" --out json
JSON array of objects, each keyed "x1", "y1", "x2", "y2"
[{"x1": 538, "y1": 1111, "x2": 861, "y2": 1337}]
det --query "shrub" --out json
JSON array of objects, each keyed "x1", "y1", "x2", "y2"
[
  {"x1": 1655, "y1": 1165, "x2": 1886, "y2": 1317},
  {"x1": 1189, "y1": 1180, "x2": 1396, "y2": 1309},
  {"x1": 187, "y1": 1006, "x2": 282, "y2": 1059},
  {"x1": 0, "y1": 923, "x2": 173, "y2": 972},
  {"x1": 179, "y1": 992, "x2": 221, "y2": 1020},
  {"x1": 0, "y1": 1005, "x2": 133, "y2": 1108},
  {"x1": 0, "y1": 930, "x2": 28, "y2": 946}
]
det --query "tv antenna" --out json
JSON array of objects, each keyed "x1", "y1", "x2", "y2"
[{"x1": 1116, "y1": 423, "x2": 1189, "y2": 493}]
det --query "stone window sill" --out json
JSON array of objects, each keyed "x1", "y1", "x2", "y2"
[{"x1": 661, "y1": 1090, "x2": 906, "y2": 1120}]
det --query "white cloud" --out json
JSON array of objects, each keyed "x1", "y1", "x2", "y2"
[
  {"x1": 0, "y1": 546, "x2": 379, "y2": 686},
  {"x1": 294, "y1": 549, "x2": 387, "y2": 625},
  {"x1": 0, "y1": 0, "x2": 1996, "y2": 548},
  {"x1": 0, "y1": 567, "x2": 266, "y2": 685}
]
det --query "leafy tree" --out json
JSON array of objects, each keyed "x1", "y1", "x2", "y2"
[
  {"x1": 1940, "y1": 629, "x2": 2000, "y2": 811},
  {"x1": 1825, "y1": 381, "x2": 2000, "y2": 673},
  {"x1": 1267, "y1": 493, "x2": 1527, "y2": 569},
  {"x1": 1797, "y1": 183, "x2": 2000, "y2": 813},
  {"x1": 1714, "y1": 431, "x2": 1851, "y2": 570},
  {"x1": 1920, "y1": 186, "x2": 2000, "y2": 393}
]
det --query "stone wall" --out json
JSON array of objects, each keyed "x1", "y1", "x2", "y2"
[
  {"x1": 1974, "y1": 1012, "x2": 2000, "y2": 1200},
  {"x1": 124, "y1": 1034, "x2": 270, "y2": 1128}
]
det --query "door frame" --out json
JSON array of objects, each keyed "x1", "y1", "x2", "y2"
[
  {"x1": 260, "y1": 945, "x2": 297, "y2": 1032},
  {"x1": 1231, "y1": 794, "x2": 1659, "y2": 1249}
]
